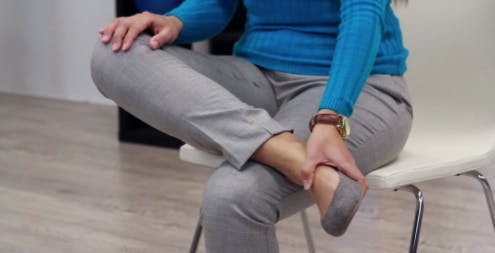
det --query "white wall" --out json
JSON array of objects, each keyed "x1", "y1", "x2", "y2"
[
  {"x1": 394, "y1": 0, "x2": 495, "y2": 121},
  {"x1": 0, "y1": 0, "x2": 114, "y2": 105},
  {"x1": 0, "y1": 0, "x2": 494, "y2": 108}
]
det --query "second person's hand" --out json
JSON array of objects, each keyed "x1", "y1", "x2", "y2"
[{"x1": 99, "y1": 11, "x2": 183, "y2": 52}]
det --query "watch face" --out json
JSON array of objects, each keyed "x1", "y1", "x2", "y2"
[{"x1": 340, "y1": 116, "x2": 351, "y2": 139}]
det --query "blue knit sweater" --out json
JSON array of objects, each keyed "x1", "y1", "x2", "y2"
[{"x1": 167, "y1": 0, "x2": 408, "y2": 116}]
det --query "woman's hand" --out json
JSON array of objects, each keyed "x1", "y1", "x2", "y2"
[
  {"x1": 99, "y1": 11, "x2": 183, "y2": 52},
  {"x1": 302, "y1": 110, "x2": 367, "y2": 190}
]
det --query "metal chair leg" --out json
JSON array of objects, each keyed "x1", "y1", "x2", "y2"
[
  {"x1": 460, "y1": 170, "x2": 495, "y2": 231},
  {"x1": 300, "y1": 210, "x2": 316, "y2": 253},
  {"x1": 397, "y1": 185, "x2": 424, "y2": 253},
  {"x1": 189, "y1": 220, "x2": 202, "y2": 253},
  {"x1": 189, "y1": 211, "x2": 317, "y2": 253}
]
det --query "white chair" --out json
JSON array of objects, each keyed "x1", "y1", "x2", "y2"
[
  {"x1": 180, "y1": 144, "x2": 318, "y2": 253},
  {"x1": 180, "y1": 90, "x2": 495, "y2": 252},
  {"x1": 175, "y1": 3, "x2": 495, "y2": 252}
]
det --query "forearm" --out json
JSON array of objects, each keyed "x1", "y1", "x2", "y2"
[
  {"x1": 166, "y1": 0, "x2": 239, "y2": 44},
  {"x1": 319, "y1": 0, "x2": 389, "y2": 116}
]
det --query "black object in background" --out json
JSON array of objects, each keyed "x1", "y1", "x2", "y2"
[{"x1": 115, "y1": 0, "x2": 246, "y2": 149}]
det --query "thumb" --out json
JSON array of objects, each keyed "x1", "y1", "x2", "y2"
[
  {"x1": 149, "y1": 28, "x2": 173, "y2": 50},
  {"x1": 301, "y1": 160, "x2": 317, "y2": 190}
]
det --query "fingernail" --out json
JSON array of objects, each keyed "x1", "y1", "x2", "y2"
[
  {"x1": 150, "y1": 40, "x2": 157, "y2": 49},
  {"x1": 98, "y1": 28, "x2": 104, "y2": 34},
  {"x1": 101, "y1": 35, "x2": 109, "y2": 42},
  {"x1": 303, "y1": 180, "x2": 310, "y2": 190},
  {"x1": 112, "y1": 43, "x2": 119, "y2": 51}
]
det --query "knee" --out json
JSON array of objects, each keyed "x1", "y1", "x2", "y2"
[
  {"x1": 89, "y1": 34, "x2": 151, "y2": 98},
  {"x1": 200, "y1": 167, "x2": 279, "y2": 229},
  {"x1": 90, "y1": 38, "x2": 114, "y2": 98}
]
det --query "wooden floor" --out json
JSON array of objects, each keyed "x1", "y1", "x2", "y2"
[{"x1": 1, "y1": 92, "x2": 494, "y2": 253}]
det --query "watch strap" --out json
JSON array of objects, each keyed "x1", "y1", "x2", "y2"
[{"x1": 309, "y1": 113, "x2": 340, "y2": 132}]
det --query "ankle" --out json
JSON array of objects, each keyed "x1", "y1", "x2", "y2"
[
  {"x1": 251, "y1": 132, "x2": 307, "y2": 185},
  {"x1": 310, "y1": 166, "x2": 341, "y2": 216}
]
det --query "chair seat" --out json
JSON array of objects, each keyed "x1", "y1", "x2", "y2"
[
  {"x1": 367, "y1": 126, "x2": 495, "y2": 189},
  {"x1": 180, "y1": 126, "x2": 495, "y2": 190},
  {"x1": 180, "y1": 144, "x2": 224, "y2": 168}
]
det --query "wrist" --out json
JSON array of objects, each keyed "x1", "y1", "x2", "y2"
[
  {"x1": 318, "y1": 109, "x2": 338, "y2": 115},
  {"x1": 312, "y1": 123, "x2": 338, "y2": 132},
  {"x1": 309, "y1": 111, "x2": 351, "y2": 139}
]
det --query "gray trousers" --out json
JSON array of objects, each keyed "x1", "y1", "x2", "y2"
[{"x1": 91, "y1": 34, "x2": 413, "y2": 253}]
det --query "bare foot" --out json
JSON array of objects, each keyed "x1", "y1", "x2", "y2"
[
  {"x1": 252, "y1": 132, "x2": 307, "y2": 185},
  {"x1": 310, "y1": 166, "x2": 341, "y2": 217},
  {"x1": 251, "y1": 130, "x2": 367, "y2": 236},
  {"x1": 251, "y1": 131, "x2": 363, "y2": 224}
]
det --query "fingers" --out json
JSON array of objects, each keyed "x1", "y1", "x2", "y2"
[
  {"x1": 301, "y1": 160, "x2": 317, "y2": 190},
  {"x1": 304, "y1": 123, "x2": 368, "y2": 190},
  {"x1": 111, "y1": 23, "x2": 128, "y2": 51},
  {"x1": 99, "y1": 17, "x2": 129, "y2": 51},
  {"x1": 99, "y1": 13, "x2": 152, "y2": 52},
  {"x1": 148, "y1": 15, "x2": 182, "y2": 50},
  {"x1": 99, "y1": 13, "x2": 175, "y2": 52},
  {"x1": 100, "y1": 19, "x2": 119, "y2": 44},
  {"x1": 122, "y1": 27, "x2": 140, "y2": 51},
  {"x1": 122, "y1": 14, "x2": 152, "y2": 51},
  {"x1": 149, "y1": 26, "x2": 174, "y2": 50}
]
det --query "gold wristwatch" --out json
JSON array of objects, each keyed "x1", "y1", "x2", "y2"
[{"x1": 308, "y1": 113, "x2": 351, "y2": 139}]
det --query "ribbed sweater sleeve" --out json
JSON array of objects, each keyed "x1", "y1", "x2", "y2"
[
  {"x1": 318, "y1": 0, "x2": 389, "y2": 116},
  {"x1": 166, "y1": 0, "x2": 239, "y2": 44}
]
